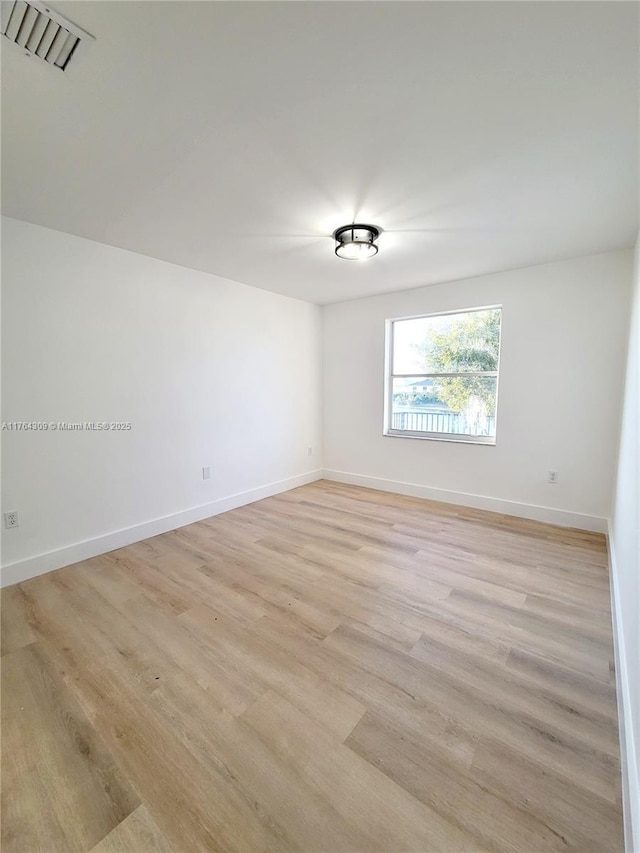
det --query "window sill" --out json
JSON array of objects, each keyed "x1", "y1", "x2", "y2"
[{"x1": 383, "y1": 430, "x2": 496, "y2": 446}]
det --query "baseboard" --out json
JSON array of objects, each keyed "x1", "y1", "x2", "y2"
[
  {"x1": 607, "y1": 524, "x2": 639, "y2": 853},
  {"x1": 321, "y1": 469, "x2": 608, "y2": 533},
  {"x1": 0, "y1": 470, "x2": 323, "y2": 588}
]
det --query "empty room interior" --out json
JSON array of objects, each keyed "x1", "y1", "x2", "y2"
[{"x1": 1, "y1": 1, "x2": 639, "y2": 851}]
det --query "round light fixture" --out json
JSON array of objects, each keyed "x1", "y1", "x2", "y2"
[{"x1": 333, "y1": 224, "x2": 380, "y2": 260}]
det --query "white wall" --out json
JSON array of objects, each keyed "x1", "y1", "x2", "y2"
[
  {"x1": 322, "y1": 250, "x2": 632, "y2": 530},
  {"x1": 610, "y1": 233, "x2": 639, "y2": 852},
  {"x1": 1, "y1": 217, "x2": 322, "y2": 585}
]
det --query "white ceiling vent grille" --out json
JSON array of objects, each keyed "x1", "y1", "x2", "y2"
[{"x1": 1, "y1": 0, "x2": 93, "y2": 70}]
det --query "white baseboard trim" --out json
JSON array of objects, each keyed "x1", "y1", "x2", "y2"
[
  {"x1": 607, "y1": 524, "x2": 639, "y2": 853},
  {"x1": 0, "y1": 470, "x2": 323, "y2": 588},
  {"x1": 322, "y1": 469, "x2": 608, "y2": 533}
]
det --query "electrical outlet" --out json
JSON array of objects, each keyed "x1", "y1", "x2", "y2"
[
  {"x1": 308, "y1": 447, "x2": 313, "y2": 457},
  {"x1": 202, "y1": 466, "x2": 211, "y2": 480},
  {"x1": 4, "y1": 511, "x2": 19, "y2": 529},
  {"x1": 548, "y1": 470, "x2": 559, "y2": 484}
]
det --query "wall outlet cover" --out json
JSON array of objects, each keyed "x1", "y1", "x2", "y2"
[{"x1": 4, "y1": 511, "x2": 19, "y2": 528}]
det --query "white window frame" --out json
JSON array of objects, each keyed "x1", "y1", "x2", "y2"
[{"x1": 383, "y1": 305, "x2": 502, "y2": 445}]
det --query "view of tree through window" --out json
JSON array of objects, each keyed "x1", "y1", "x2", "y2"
[{"x1": 386, "y1": 307, "x2": 502, "y2": 443}]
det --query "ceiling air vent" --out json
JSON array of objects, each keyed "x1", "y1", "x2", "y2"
[{"x1": 1, "y1": 0, "x2": 93, "y2": 70}]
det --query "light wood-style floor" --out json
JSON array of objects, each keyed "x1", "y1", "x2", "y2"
[{"x1": 2, "y1": 481, "x2": 623, "y2": 852}]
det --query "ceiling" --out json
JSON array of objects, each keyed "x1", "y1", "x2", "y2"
[{"x1": 2, "y1": 1, "x2": 638, "y2": 304}]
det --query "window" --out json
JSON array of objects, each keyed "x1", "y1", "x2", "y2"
[{"x1": 384, "y1": 306, "x2": 502, "y2": 444}]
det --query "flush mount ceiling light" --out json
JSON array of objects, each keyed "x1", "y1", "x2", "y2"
[{"x1": 333, "y1": 224, "x2": 380, "y2": 260}]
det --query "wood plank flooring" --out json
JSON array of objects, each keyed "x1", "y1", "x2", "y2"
[{"x1": 1, "y1": 480, "x2": 623, "y2": 852}]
